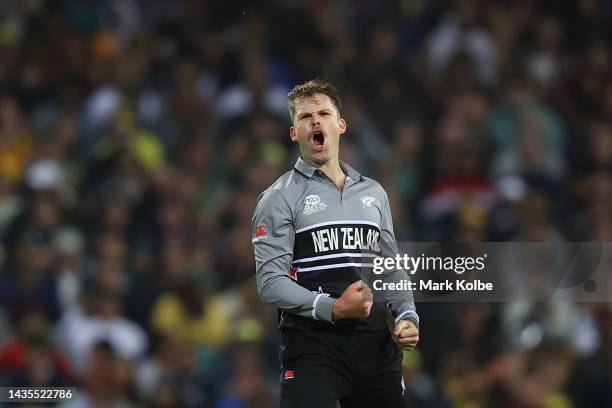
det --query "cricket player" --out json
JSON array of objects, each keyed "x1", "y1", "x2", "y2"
[{"x1": 252, "y1": 79, "x2": 419, "y2": 407}]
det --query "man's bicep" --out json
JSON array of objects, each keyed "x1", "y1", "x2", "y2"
[
  {"x1": 379, "y1": 191, "x2": 399, "y2": 257},
  {"x1": 252, "y1": 189, "x2": 295, "y2": 267}
]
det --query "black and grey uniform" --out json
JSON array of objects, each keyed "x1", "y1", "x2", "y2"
[{"x1": 252, "y1": 157, "x2": 419, "y2": 408}]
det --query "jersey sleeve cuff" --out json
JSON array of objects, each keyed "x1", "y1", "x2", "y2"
[
  {"x1": 313, "y1": 295, "x2": 335, "y2": 322},
  {"x1": 395, "y1": 310, "x2": 419, "y2": 327}
]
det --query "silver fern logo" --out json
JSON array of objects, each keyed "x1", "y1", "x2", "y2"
[{"x1": 361, "y1": 195, "x2": 376, "y2": 208}]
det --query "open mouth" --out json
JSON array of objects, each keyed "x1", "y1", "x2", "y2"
[{"x1": 312, "y1": 131, "x2": 325, "y2": 148}]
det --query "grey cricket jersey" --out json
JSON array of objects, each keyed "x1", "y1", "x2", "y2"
[{"x1": 252, "y1": 157, "x2": 418, "y2": 331}]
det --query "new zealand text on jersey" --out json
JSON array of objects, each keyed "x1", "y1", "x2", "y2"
[{"x1": 312, "y1": 227, "x2": 380, "y2": 253}]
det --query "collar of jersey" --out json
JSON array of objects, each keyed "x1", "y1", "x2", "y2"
[{"x1": 294, "y1": 157, "x2": 363, "y2": 181}]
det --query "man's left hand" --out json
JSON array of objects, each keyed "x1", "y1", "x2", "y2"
[{"x1": 392, "y1": 319, "x2": 419, "y2": 351}]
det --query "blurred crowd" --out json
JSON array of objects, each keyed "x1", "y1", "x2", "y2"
[{"x1": 0, "y1": 0, "x2": 611, "y2": 407}]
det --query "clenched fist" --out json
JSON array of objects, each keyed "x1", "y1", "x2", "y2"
[
  {"x1": 392, "y1": 319, "x2": 419, "y2": 351},
  {"x1": 332, "y1": 280, "x2": 373, "y2": 321}
]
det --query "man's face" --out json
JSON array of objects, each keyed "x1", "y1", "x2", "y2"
[{"x1": 290, "y1": 93, "x2": 346, "y2": 166}]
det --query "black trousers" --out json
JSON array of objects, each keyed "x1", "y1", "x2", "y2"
[{"x1": 279, "y1": 327, "x2": 407, "y2": 408}]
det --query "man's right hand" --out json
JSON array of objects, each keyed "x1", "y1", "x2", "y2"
[{"x1": 332, "y1": 280, "x2": 373, "y2": 321}]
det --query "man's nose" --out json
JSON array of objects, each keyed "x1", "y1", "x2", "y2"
[{"x1": 311, "y1": 113, "x2": 321, "y2": 125}]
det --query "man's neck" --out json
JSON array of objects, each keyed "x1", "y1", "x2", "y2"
[{"x1": 305, "y1": 157, "x2": 346, "y2": 190}]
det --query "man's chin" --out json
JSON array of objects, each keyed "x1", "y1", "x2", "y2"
[{"x1": 305, "y1": 153, "x2": 329, "y2": 166}]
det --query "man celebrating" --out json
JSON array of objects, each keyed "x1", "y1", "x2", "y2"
[{"x1": 252, "y1": 79, "x2": 419, "y2": 407}]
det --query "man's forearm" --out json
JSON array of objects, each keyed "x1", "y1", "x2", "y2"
[
  {"x1": 383, "y1": 262, "x2": 419, "y2": 325},
  {"x1": 379, "y1": 241, "x2": 418, "y2": 325},
  {"x1": 256, "y1": 257, "x2": 335, "y2": 322}
]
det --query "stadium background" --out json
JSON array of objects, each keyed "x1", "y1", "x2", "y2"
[{"x1": 1, "y1": 0, "x2": 611, "y2": 406}]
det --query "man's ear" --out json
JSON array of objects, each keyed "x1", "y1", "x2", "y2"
[
  {"x1": 290, "y1": 126, "x2": 298, "y2": 142},
  {"x1": 339, "y1": 118, "x2": 347, "y2": 135}
]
